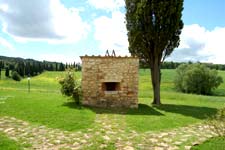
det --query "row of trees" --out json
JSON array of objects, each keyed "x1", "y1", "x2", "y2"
[
  {"x1": 0, "y1": 60, "x2": 65, "y2": 78},
  {"x1": 0, "y1": 56, "x2": 81, "y2": 79},
  {"x1": 140, "y1": 60, "x2": 225, "y2": 70}
]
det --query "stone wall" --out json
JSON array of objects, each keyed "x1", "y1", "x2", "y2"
[{"x1": 80, "y1": 56, "x2": 139, "y2": 108}]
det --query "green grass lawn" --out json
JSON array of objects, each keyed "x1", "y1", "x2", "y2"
[
  {"x1": 0, "y1": 69, "x2": 225, "y2": 133},
  {"x1": 191, "y1": 136, "x2": 225, "y2": 150},
  {"x1": 126, "y1": 69, "x2": 225, "y2": 132},
  {"x1": 0, "y1": 133, "x2": 23, "y2": 150},
  {"x1": 0, "y1": 71, "x2": 94, "y2": 131}
]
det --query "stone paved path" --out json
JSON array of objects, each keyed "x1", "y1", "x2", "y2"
[{"x1": 0, "y1": 115, "x2": 220, "y2": 150}]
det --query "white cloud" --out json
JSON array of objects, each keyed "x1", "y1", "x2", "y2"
[
  {"x1": 0, "y1": 3, "x2": 8, "y2": 12},
  {"x1": 0, "y1": 37, "x2": 14, "y2": 50},
  {"x1": 88, "y1": 0, "x2": 125, "y2": 11},
  {"x1": 0, "y1": 0, "x2": 90, "y2": 43},
  {"x1": 178, "y1": 24, "x2": 207, "y2": 49},
  {"x1": 93, "y1": 17, "x2": 225, "y2": 63},
  {"x1": 93, "y1": 11, "x2": 129, "y2": 56},
  {"x1": 167, "y1": 24, "x2": 225, "y2": 64},
  {"x1": 204, "y1": 27, "x2": 225, "y2": 64},
  {"x1": 39, "y1": 53, "x2": 80, "y2": 63}
]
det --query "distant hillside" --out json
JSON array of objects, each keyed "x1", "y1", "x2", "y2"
[{"x1": 0, "y1": 55, "x2": 60, "y2": 64}]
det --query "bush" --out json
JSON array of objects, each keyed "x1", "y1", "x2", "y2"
[
  {"x1": 59, "y1": 69, "x2": 82, "y2": 105},
  {"x1": 174, "y1": 63, "x2": 223, "y2": 95},
  {"x1": 11, "y1": 71, "x2": 21, "y2": 81}
]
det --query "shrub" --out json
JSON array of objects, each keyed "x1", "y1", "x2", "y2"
[
  {"x1": 59, "y1": 69, "x2": 82, "y2": 105},
  {"x1": 11, "y1": 71, "x2": 21, "y2": 81},
  {"x1": 174, "y1": 63, "x2": 223, "y2": 95}
]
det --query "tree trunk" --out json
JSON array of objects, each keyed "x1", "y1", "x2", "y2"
[{"x1": 150, "y1": 59, "x2": 161, "y2": 105}]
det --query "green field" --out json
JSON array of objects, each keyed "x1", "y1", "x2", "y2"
[
  {"x1": 191, "y1": 137, "x2": 225, "y2": 150},
  {"x1": 0, "y1": 132, "x2": 24, "y2": 150},
  {"x1": 0, "y1": 71, "x2": 94, "y2": 131},
  {"x1": 0, "y1": 69, "x2": 225, "y2": 149},
  {"x1": 0, "y1": 70, "x2": 225, "y2": 132},
  {"x1": 127, "y1": 69, "x2": 225, "y2": 132}
]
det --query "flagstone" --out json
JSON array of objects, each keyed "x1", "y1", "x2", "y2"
[{"x1": 0, "y1": 115, "x2": 219, "y2": 150}]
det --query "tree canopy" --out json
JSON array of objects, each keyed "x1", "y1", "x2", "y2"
[{"x1": 125, "y1": 0, "x2": 184, "y2": 104}]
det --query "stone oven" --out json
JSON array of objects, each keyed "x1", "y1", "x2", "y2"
[{"x1": 80, "y1": 55, "x2": 139, "y2": 108}]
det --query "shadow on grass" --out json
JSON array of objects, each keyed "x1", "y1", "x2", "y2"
[
  {"x1": 176, "y1": 89, "x2": 225, "y2": 97},
  {"x1": 62, "y1": 102, "x2": 217, "y2": 119},
  {"x1": 62, "y1": 102, "x2": 83, "y2": 109},
  {"x1": 62, "y1": 102, "x2": 163, "y2": 116},
  {"x1": 154, "y1": 104, "x2": 218, "y2": 119},
  {"x1": 62, "y1": 102, "x2": 218, "y2": 119},
  {"x1": 125, "y1": 104, "x2": 164, "y2": 116},
  {"x1": 212, "y1": 89, "x2": 225, "y2": 97}
]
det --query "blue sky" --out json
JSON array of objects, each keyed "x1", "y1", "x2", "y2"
[
  {"x1": 0, "y1": 0, "x2": 225, "y2": 64},
  {"x1": 183, "y1": 0, "x2": 225, "y2": 30}
]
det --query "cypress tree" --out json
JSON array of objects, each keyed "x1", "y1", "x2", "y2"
[
  {"x1": 56, "y1": 63, "x2": 58, "y2": 71},
  {"x1": 125, "y1": 0, "x2": 184, "y2": 104},
  {"x1": 5, "y1": 67, "x2": 9, "y2": 77},
  {"x1": 59, "y1": 63, "x2": 65, "y2": 71}
]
